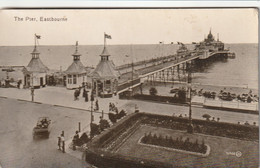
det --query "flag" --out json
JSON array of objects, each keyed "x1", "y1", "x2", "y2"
[
  {"x1": 105, "y1": 33, "x2": 112, "y2": 39},
  {"x1": 35, "y1": 34, "x2": 41, "y2": 39},
  {"x1": 159, "y1": 41, "x2": 163, "y2": 44}
]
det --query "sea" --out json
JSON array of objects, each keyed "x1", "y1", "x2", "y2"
[{"x1": 0, "y1": 43, "x2": 258, "y2": 89}]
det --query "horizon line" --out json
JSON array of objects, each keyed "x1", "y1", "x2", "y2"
[{"x1": 0, "y1": 42, "x2": 258, "y2": 47}]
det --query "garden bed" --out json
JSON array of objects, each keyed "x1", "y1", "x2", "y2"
[
  {"x1": 138, "y1": 134, "x2": 210, "y2": 157},
  {"x1": 85, "y1": 112, "x2": 259, "y2": 168}
]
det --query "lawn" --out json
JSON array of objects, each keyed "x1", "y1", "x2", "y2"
[{"x1": 116, "y1": 125, "x2": 259, "y2": 168}]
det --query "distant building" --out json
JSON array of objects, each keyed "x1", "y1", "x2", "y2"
[
  {"x1": 89, "y1": 42, "x2": 120, "y2": 98},
  {"x1": 0, "y1": 66, "x2": 24, "y2": 88},
  {"x1": 65, "y1": 41, "x2": 90, "y2": 89},
  {"x1": 23, "y1": 35, "x2": 49, "y2": 89},
  {"x1": 197, "y1": 29, "x2": 224, "y2": 52}
]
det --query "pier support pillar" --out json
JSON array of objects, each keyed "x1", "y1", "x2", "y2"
[{"x1": 177, "y1": 64, "x2": 180, "y2": 81}]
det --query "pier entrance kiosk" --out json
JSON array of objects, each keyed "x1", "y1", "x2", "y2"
[
  {"x1": 23, "y1": 34, "x2": 49, "y2": 89},
  {"x1": 89, "y1": 35, "x2": 120, "y2": 98}
]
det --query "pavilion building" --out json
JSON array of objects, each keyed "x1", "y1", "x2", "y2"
[
  {"x1": 89, "y1": 42, "x2": 120, "y2": 98},
  {"x1": 65, "y1": 41, "x2": 89, "y2": 89},
  {"x1": 23, "y1": 35, "x2": 49, "y2": 89}
]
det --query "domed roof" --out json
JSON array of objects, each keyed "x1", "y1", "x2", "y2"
[
  {"x1": 65, "y1": 61, "x2": 87, "y2": 75},
  {"x1": 89, "y1": 45, "x2": 120, "y2": 79},
  {"x1": 207, "y1": 30, "x2": 214, "y2": 40},
  {"x1": 24, "y1": 46, "x2": 49, "y2": 73},
  {"x1": 89, "y1": 60, "x2": 120, "y2": 79},
  {"x1": 24, "y1": 57, "x2": 49, "y2": 73}
]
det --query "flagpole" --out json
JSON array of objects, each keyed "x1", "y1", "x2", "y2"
[
  {"x1": 104, "y1": 32, "x2": 106, "y2": 47},
  {"x1": 131, "y1": 44, "x2": 134, "y2": 97},
  {"x1": 34, "y1": 34, "x2": 36, "y2": 49}
]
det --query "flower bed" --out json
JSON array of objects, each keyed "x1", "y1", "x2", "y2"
[{"x1": 139, "y1": 133, "x2": 210, "y2": 157}]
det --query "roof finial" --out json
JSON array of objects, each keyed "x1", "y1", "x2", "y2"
[{"x1": 76, "y1": 41, "x2": 78, "y2": 52}]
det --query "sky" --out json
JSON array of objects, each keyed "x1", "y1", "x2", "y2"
[{"x1": 0, "y1": 8, "x2": 258, "y2": 46}]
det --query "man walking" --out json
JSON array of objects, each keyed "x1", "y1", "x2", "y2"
[
  {"x1": 85, "y1": 91, "x2": 89, "y2": 102},
  {"x1": 95, "y1": 99, "x2": 99, "y2": 111},
  {"x1": 61, "y1": 132, "x2": 65, "y2": 153},
  {"x1": 57, "y1": 136, "x2": 61, "y2": 150}
]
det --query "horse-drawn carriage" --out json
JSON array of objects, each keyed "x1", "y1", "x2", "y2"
[{"x1": 33, "y1": 117, "x2": 51, "y2": 139}]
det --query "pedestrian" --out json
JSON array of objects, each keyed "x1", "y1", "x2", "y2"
[
  {"x1": 78, "y1": 88, "x2": 81, "y2": 98},
  {"x1": 90, "y1": 91, "x2": 94, "y2": 102},
  {"x1": 75, "y1": 131, "x2": 79, "y2": 140},
  {"x1": 72, "y1": 131, "x2": 79, "y2": 151},
  {"x1": 109, "y1": 102, "x2": 112, "y2": 111},
  {"x1": 85, "y1": 91, "x2": 89, "y2": 102},
  {"x1": 57, "y1": 136, "x2": 61, "y2": 150},
  {"x1": 61, "y1": 133, "x2": 65, "y2": 153},
  {"x1": 83, "y1": 87, "x2": 86, "y2": 98},
  {"x1": 74, "y1": 89, "x2": 78, "y2": 101},
  {"x1": 115, "y1": 107, "x2": 119, "y2": 114},
  {"x1": 112, "y1": 103, "x2": 115, "y2": 111},
  {"x1": 17, "y1": 80, "x2": 21, "y2": 89},
  {"x1": 95, "y1": 99, "x2": 99, "y2": 111}
]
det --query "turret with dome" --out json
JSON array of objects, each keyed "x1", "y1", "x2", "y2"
[
  {"x1": 65, "y1": 41, "x2": 90, "y2": 89},
  {"x1": 89, "y1": 33, "x2": 120, "y2": 98},
  {"x1": 23, "y1": 34, "x2": 49, "y2": 89},
  {"x1": 196, "y1": 29, "x2": 225, "y2": 52}
]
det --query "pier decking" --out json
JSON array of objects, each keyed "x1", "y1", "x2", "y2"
[{"x1": 117, "y1": 50, "x2": 230, "y2": 93}]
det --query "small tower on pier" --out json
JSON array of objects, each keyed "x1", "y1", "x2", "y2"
[
  {"x1": 89, "y1": 33, "x2": 120, "y2": 98},
  {"x1": 65, "y1": 41, "x2": 88, "y2": 89},
  {"x1": 23, "y1": 34, "x2": 49, "y2": 89}
]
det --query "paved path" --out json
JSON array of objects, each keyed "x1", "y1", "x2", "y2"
[
  {"x1": 121, "y1": 100, "x2": 259, "y2": 125},
  {"x1": 0, "y1": 87, "x2": 129, "y2": 121},
  {"x1": 0, "y1": 98, "x2": 91, "y2": 168},
  {"x1": 0, "y1": 86, "x2": 258, "y2": 125}
]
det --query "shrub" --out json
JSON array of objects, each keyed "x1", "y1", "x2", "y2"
[
  {"x1": 177, "y1": 88, "x2": 187, "y2": 101},
  {"x1": 141, "y1": 133, "x2": 207, "y2": 154},
  {"x1": 149, "y1": 87, "x2": 158, "y2": 96},
  {"x1": 90, "y1": 123, "x2": 100, "y2": 137}
]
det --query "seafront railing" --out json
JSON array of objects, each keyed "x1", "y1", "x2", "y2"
[{"x1": 204, "y1": 99, "x2": 258, "y2": 113}]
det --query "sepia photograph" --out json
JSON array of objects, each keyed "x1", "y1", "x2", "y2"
[{"x1": 0, "y1": 8, "x2": 258, "y2": 168}]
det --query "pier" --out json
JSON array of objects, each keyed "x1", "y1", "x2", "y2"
[{"x1": 116, "y1": 49, "x2": 231, "y2": 93}]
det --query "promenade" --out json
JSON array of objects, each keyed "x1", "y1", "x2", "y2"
[
  {"x1": 0, "y1": 86, "x2": 258, "y2": 166},
  {"x1": 0, "y1": 86, "x2": 258, "y2": 125}
]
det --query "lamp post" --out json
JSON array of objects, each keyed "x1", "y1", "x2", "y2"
[
  {"x1": 131, "y1": 57, "x2": 134, "y2": 97},
  {"x1": 31, "y1": 74, "x2": 34, "y2": 102},
  {"x1": 187, "y1": 62, "x2": 194, "y2": 133},
  {"x1": 90, "y1": 92, "x2": 94, "y2": 124},
  {"x1": 126, "y1": 44, "x2": 134, "y2": 97}
]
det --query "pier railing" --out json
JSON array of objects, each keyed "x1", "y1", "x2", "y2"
[
  {"x1": 204, "y1": 99, "x2": 258, "y2": 113},
  {"x1": 117, "y1": 78, "x2": 141, "y2": 92}
]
